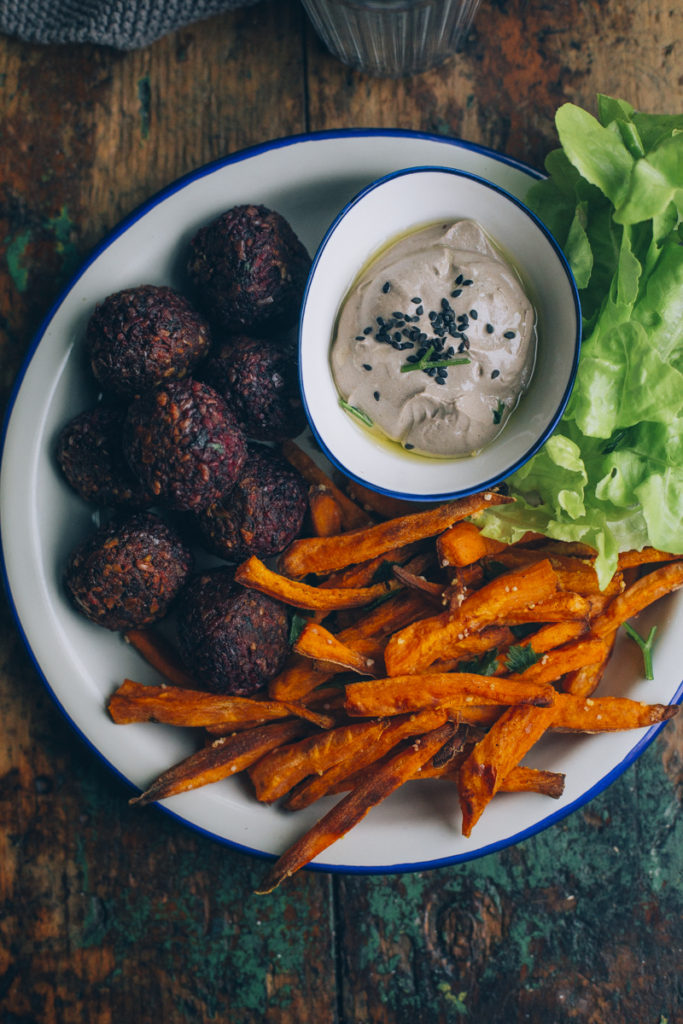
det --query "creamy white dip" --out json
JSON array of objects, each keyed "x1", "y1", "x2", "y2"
[{"x1": 331, "y1": 219, "x2": 536, "y2": 457}]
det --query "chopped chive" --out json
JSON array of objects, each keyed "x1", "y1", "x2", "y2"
[
  {"x1": 400, "y1": 344, "x2": 470, "y2": 374},
  {"x1": 493, "y1": 399, "x2": 505, "y2": 424},
  {"x1": 339, "y1": 398, "x2": 373, "y2": 428}
]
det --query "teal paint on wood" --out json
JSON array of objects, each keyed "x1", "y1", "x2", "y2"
[{"x1": 5, "y1": 228, "x2": 32, "y2": 292}]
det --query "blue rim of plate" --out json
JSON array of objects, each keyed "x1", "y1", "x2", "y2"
[
  {"x1": 298, "y1": 163, "x2": 582, "y2": 501},
  {"x1": 0, "y1": 128, "x2": 677, "y2": 876}
]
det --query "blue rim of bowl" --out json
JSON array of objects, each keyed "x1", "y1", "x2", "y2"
[
  {"x1": 1, "y1": 128, "x2": 674, "y2": 879},
  {"x1": 299, "y1": 163, "x2": 582, "y2": 503}
]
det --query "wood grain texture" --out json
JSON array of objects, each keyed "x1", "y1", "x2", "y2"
[{"x1": 0, "y1": 0, "x2": 681, "y2": 1020}]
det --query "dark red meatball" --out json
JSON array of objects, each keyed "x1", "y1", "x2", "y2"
[
  {"x1": 56, "y1": 404, "x2": 155, "y2": 508},
  {"x1": 64, "y1": 512, "x2": 192, "y2": 631},
  {"x1": 186, "y1": 205, "x2": 311, "y2": 336},
  {"x1": 87, "y1": 284, "x2": 211, "y2": 397},
  {"x1": 123, "y1": 379, "x2": 247, "y2": 512},
  {"x1": 196, "y1": 445, "x2": 308, "y2": 560},
  {"x1": 201, "y1": 334, "x2": 307, "y2": 441},
  {"x1": 176, "y1": 568, "x2": 289, "y2": 695}
]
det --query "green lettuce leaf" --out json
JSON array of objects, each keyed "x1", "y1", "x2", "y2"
[{"x1": 478, "y1": 97, "x2": 683, "y2": 586}]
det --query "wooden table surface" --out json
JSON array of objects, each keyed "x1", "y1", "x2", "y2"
[{"x1": 1, "y1": 2, "x2": 681, "y2": 1021}]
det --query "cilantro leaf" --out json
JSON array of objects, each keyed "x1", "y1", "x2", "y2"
[{"x1": 504, "y1": 644, "x2": 541, "y2": 673}]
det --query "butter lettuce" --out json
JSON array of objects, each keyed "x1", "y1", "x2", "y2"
[{"x1": 478, "y1": 97, "x2": 683, "y2": 586}]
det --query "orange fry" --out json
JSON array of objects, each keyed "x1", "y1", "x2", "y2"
[
  {"x1": 498, "y1": 591, "x2": 592, "y2": 625},
  {"x1": 384, "y1": 559, "x2": 558, "y2": 675},
  {"x1": 108, "y1": 679, "x2": 319, "y2": 730},
  {"x1": 415, "y1": 759, "x2": 566, "y2": 799},
  {"x1": 437, "y1": 521, "x2": 508, "y2": 567},
  {"x1": 248, "y1": 719, "x2": 389, "y2": 803},
  {"x1": 551, "y1": 692, "x2": 678, "y2": 732},
  {"x1": 590, "y1": 561, "x2": 683, "y2": 638},
  {"x1": 617, "y1": 547, "x2": 682, "y2": 569},
  {"x1": 294, "y1": 622, "x2": 376, "y2": 676},
  {"x1": 343, "y1": 479, "x2": 431, "y2": 519},
  {"x1": 308, "y1": 486, "x2": 343, "y2": 537},
  {"x1": 284, "y1": 708, "x2": 452, "y2": 811},
  {"x1": 256, "y1": 722, "x2": 456, "y2": 893},
  {"x1": 130, "y1": 719, "x2": 309, "y2": 806},
  {"x1": 279, "y1": 491, "x2": 513, "y2": 578},
  {"x1": 234, "y1": 555, "x2": 397, "y2": 611},
  {"x1": 124, "y1": 628, "x2": 197, "y2": 688},
  {"x1": 458, "y1": 703, "x2": 558, "y2": 836},
  {"x1": 504, "y1": 637, "x2": 609, "y2": 686},
  {"x1": 344, "y1": 672, "x2": 556, "y2": 717},
  {"x1": 281, "y1": 440, "x2": 372, "y2": 530},
  {"x1": 562, "y1": 631, "x2": 617, "y2": 697}
]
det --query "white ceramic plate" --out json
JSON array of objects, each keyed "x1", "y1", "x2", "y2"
[{"x1": 2, "y1": 131, "x2": 681, "y2": 874}]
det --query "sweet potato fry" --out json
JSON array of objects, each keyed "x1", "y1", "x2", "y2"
[
  {"x1": 617, "y1": 547, "x2": 682, "y2": 569},
  {"x1": 562, "y1": 631, "x2": 617, "y2": 697},
  {"x1": 130, "y1": 719, "x2": 309, "y2": 806},
  {"x1": 319, "y1": 543, "x2": 423, "y2": 590},
  {"x1": 391, "y1": 564, "x2": 444, "y2": 602},
  {"x1": 344, "y1": 672, "x2": 556, "y2": 718},
  {"x1": 248, "y1": 719, "x2": 389, "y2": 803},
  {"x1": 498, "y1": 591, "x2": 592, "y2": 626},
  {"x1": 343, "y1": 479, "x2": 431, "y2": 519},
  {"x1": 590, "y1": 561, "x2": 683, "y2": 638},
  {"x1": 504, "y1": 637, "x2": 609, "y2": 686},
  {"x1": 437, "y1": 521, "x2": 508, "y2": 567},
  {"x1": 415, "y1": 759, "x2": 566, "y2": 799},
  {"x1": 429, "y1": 626, "x2": 516, "y2": 673},
  {"x1": 256, "y1": 722, "x2": 456, "y2": 892},
  {"x1": 294, "y1": 622, "x2": 377, "y2": 676},
  {"x1": 281, "y1": 440, "x2": 373, "y2": 529},
  {"x1": 283, "y1": 708, "x2": 452, "y2": 811},
  {"x1": 458, "y1": 704, "x2": 559, "y2": 835},
  {"x1": 551, "y1": 692, "x2": 678, "y2": 732},
  {"x1": 234, "y1": 556, "x2": 397, "y2": 611},
  {"x1": 124, "y1": 629, "x2": 197, "y2": 688},
  {"x1": 384, "y1": 559, "x2": 559, "y2": 675},
  {"x1": 278, "y1": 491, "x2": 513, "y2": 579},
  {"x1": 108, "y1": 679, "x2": 311, "y2": 729},
  {"x1": 308, "y1": 486, "x2": 343, "y2": 537}
]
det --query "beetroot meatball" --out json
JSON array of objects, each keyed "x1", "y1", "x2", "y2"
[
  {"x1": 201, "y1": 334, "x2": 307, "y2": 440},
  {"x1": 123, "y1": 379, "x2": 247, "y2": 512},
  {"x1": 64, "y1": 512, "x2": 192, "y2": 631},
  {"x1": 87, "y1": 284, "x2": 211, "y2": 397},
  {"x1": 56, "y1": 404, "x2": 155, "y2": 508},
  {"x1": 176, "y1": 568, "x2": 289, "y2": 695},
  {"x1": 196, "y1": 446, "x2": 308, "y2": 560},
  {"x1": 186, "y1": 205, "x2": 311, "y2": 336}
]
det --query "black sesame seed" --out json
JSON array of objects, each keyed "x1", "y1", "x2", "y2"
[
  {"x1": 503, "y1": 330, "x2": 516, "y2": 339},
  {"x1": 486, "y1": 323, "x2": 494, "y2": 334},
  {"x1": 362, "y1": 364, "x2": 372, "y2": 371},
  {"x1": 394, "y1": 332, "x2": 402, "y2": 342},
  {"x1": 460, "y1": 333, "x2": 468, "y2": 344},
  {"x1": 457, "y1": 341, "x2": 467, "y2": 353},
  {"x1": 355, "y1": 336, "x2": 365, "y2": 341},
  {"x1": 446, "y1": 346, "x2": 455, "y2": 356},
  {"x1": 428, "y1": 311, "x2": 437, "y2": 321},
  {"x1": 405, "y1": 354, "x2": 418, "y2": 363},
  {"x1": 455, "y1": 274, "x2": 463, "y2": 285},
  {"x1": 470, "y1": 309, "x2": 478, "y2": 319},
  {"x1": 411, "y1": 297, "x2": 422, "y2": 304},
  {"x1": 404, "y1": 443, "x2": 415, "y2": 450},
  {"x1": 392, "y1": 312, "x2": 404, "y2": 319},
  {"x1": 491, "y1": 369, "x2": 500, "y2": 379},
  {"x1": 451, "y1": 289, "x2": 462, "y2": 298},
  {"x1": 462, "y1": 278, "x2": 473, "y2": 286},
  {"x1": 435, "y1": 376, "x2": 446, "y2": 385},
  {"x1": 416, "y1": 305, "x2": 424, "y2": 316},
  {"x1": 382, "y1": 281, "x2": 391, "y2": 293},
  {"x1": 373, "y1": 391, "x2": 380, "y2": 401},
  {"x1": 437, "y1": 367, "x2": 448, "y2": 378},
  {"x1": 364, "y1": 326, "x2": 373, "y2": 335}
]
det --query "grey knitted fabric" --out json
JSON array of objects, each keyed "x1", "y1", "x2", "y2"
[{"x1": 0, "y1": 0, "x2": 261, "y2": 49}]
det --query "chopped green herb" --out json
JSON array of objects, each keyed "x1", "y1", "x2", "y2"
[
  {"x1": 493, "y1": 400, "x2": 506, "y2": 425},
  {"x1": 601, "y1": 429, "x2": 628, "y2": 454},
  {"x1": 289, "y1": 612, "x2": 309, "y2": 646},
  {"x1": 339, "y1": 398, "x2": 373, "y2": 428},
  {"x1": 504, "y1": 644, "x2": 541, "y2": 673},
  {"x1": 458, "y1": 649, "x2": 500, "y2": 676},
  {"x1": 623, "y1": 622, "x2": 657, "y2": 680},
  {"x1": 400, "y1": 344, "x2": 470, "y2": 374}
]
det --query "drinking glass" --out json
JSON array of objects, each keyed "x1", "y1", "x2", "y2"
[{"x1": 300, "y1": 0, "x2": 482, "y2": 77}]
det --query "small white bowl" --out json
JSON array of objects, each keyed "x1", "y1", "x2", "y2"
[{"x1": 299, "y1": 166, "x2": 581, "y2": 501}]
